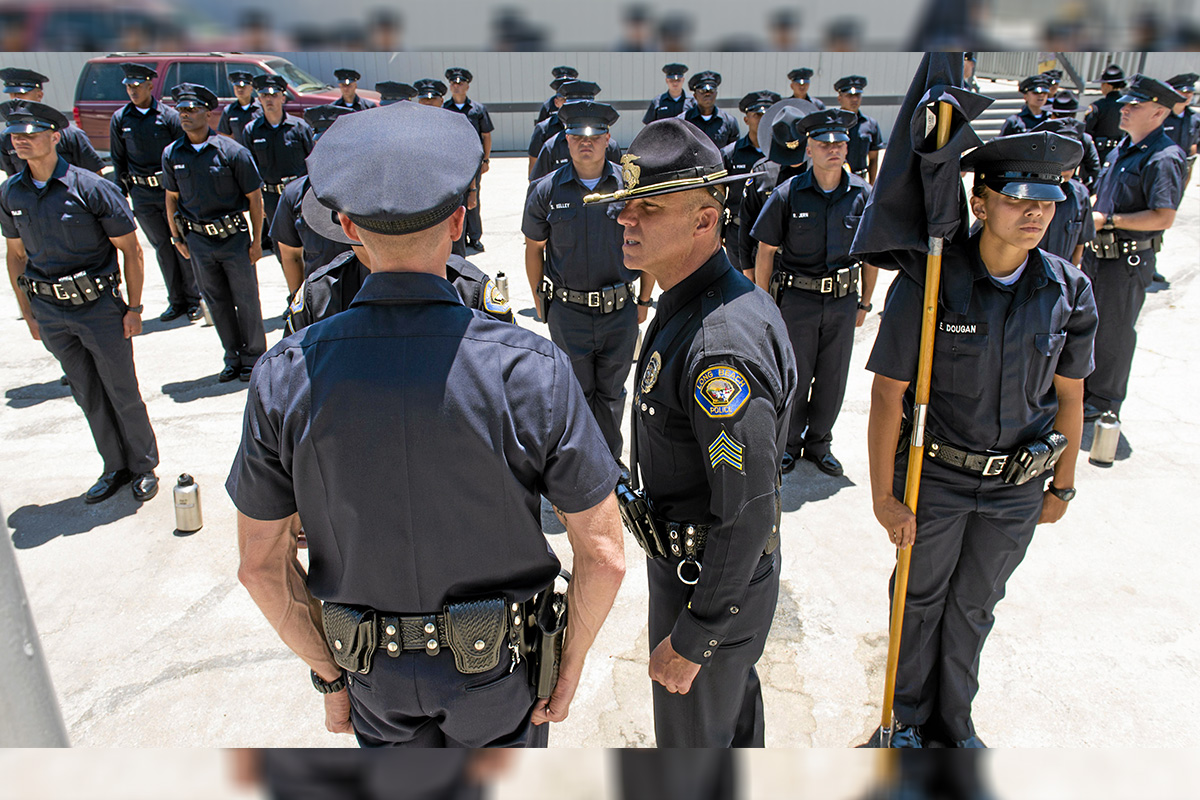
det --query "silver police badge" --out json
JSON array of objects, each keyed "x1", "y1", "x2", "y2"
[{"x1": 641, "y1": 351, "x2": 662, "y2": 393}]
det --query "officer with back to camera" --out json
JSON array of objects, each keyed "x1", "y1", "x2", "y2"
[
  {"x1": 834, "y1": 75, "x2": 885, "y2": 183},
  {"x1": 681, "y1": 71, "x2": 740, "y2": 149},
  {"x1": 218, "y1": 71, "x2": 261, "y2": 142},
  {"x1": 444, "y1": 67, "x2": 494, "y2": 253},
  {"x1": 0, "y1": 67, "x2": 104, "y2": 177},
  {"x1": 585, "y1": 117, "x2": 797, "y2": 747},
  {"x1": 1, "y1": 100, "x2": 160, "y2": 504},
  {"x1": 720, "y1": 90, "x2": 779, "y2": 274},
  {"x1": 109, "y1": 62, "x2": 203, "y2": 323},
  {"x1": 229, "y1": 101, "x2": 625, "y2": 748},
  {"x1": 1084, "y1": 63, "x2": 1128, "y2": 163},
  {"x1": 643, "y1": 63, "x2": 690, "y2": 124}
]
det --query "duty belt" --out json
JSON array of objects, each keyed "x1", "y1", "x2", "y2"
[
  {"x1": 261, "y1": 175, "x2": 300, "y2": 195},
  {"x1": 1090, "y1": 231, "x2": 1160, "y2": 261},
  {"x1": 924, "y1": 435, "x2": 1011, "y2": 477},
  {"x1": 18, "y1": 271, "x2": 118, "y2": 307},
  {"x1": 128, "y1": 172, "x2": 163, "y2": 188},
  {"x1": 543, "y1": 279, "x2": 636, "y2": 313},
  {"x1": 181, "y1": 214, "x2": 248, "y2": 239},
  {"x1": 776, "y1": 265, "x2": 861, "y2": 298},
  {"x1": 655, "y1": 518, "x2": 711, "y2": 585}
]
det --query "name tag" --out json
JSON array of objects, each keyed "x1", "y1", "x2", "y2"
[
  {"x1": 792, "y1": 212, "x2": 811, "y2": 219},
  {"x1": 121, "y1": 127, "x2": 132, "y2": 133},
  {"x1": 252, "y1": 138, "x2": 267, "y2": 144},
  {"x1": 939, "y1": 321, "x2": 988, "y2": 335},
  {"x1": 552, "y1": 202, "x2": 572, "y2": 210},
  {"x1": 11, "y1": 209, "x2": 23, "y2": 216},
  {"x1": 173, "y1": 164, "x2": 186, "y2": 170}
]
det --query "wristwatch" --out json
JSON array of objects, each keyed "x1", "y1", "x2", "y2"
[
  {"x1": 1048, "y1": 484, "x2": 1076, "y2": 502},
  {"x1": 857, "y1": 302, "x2": 872, "y2": 312},
  {"x1": 636, "y1": 298, "x2": 653, "y2": 307},
  {"x1": 1103, "y1": 213, "x2": 1115, "y2": 230},
  {"x1": 127, "y1": 304, "x2": 144, "y2": 314},
  {"x1": 311, "y1": 669, "x2": 347, "y2": 694}
]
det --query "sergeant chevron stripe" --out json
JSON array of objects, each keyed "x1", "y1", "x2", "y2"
[{"x1": 708, "y1": 430, "x2": 745, "y2": 471}]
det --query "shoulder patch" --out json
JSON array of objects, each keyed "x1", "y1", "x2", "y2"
[
  {"x1": 708, "y1": 430, "x2": 745, "y2": 472},
  {"x1": 483, "y1": 279, "x2": 510, "y2": 315},
  {"x1": 288, "y1": 286, "x2": 305, "y2": 315},
  {"x1": 694, "y1": 366, "x2": 750, "y2": 418}
]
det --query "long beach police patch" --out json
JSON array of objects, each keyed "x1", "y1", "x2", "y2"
[
  {"x1": 694, "y1": 366, "x2": 750, "y2": 418},
  {"x1": 483, "y1": 279, "x2": 510, "y2": 315}
]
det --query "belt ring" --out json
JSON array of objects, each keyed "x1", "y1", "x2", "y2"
[
  {"x1": 677, "y1": 559, "x2": 702, "y2": 585},
  {"x1": 1127, "y1": 254, "x2": 1141, "y2": 266}
]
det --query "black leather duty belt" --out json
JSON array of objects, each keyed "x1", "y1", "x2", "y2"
[
  {"x1": 545, "y1": 280, "x2": 636, "y2": 313},
  {"x1": 128, "y1": 172, "x2": 163, "y2": 188},
  {"x1": 654, "y1": 518, "x2": 711, "y2": 585},
  {"x1": 18, "y1": 272, "x2": 118, "y2": 307},
  {"x1": 924, "y1": 435, "x2": 1012, "y2": 477},
  {"x1": 182, "y1": 214, "x2": 248, "y2": 238},
  {"x1": 261, "y1": 175, "x2": 300, "y2": 195},
  {"x1": 776, "y1": 265, "x2": 861, "y2": 297}
]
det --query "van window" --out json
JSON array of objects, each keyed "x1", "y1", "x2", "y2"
[
  {"x1": 76, "y1": 63, "x2": 130, "y2": 102},
  {"x1": 221, "y1": 63, "x2": 268, "y2": 98},
  {"x1": 163, "y1": 62, "x2": 221, "y2": 96}
]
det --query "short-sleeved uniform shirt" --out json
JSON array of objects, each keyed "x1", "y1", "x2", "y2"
[
  {"x1": 632, "y1": 249, "x2": 796, "y2": 661},
  {"x1": 1162, "y1": 106, "x2": 1197, "y2": 153},
  {"x1": 161, "y1": 130, "x2": 263, "y2": 221},
  {"x1": 867, "y1": 233, "x2": 1099, "y2": 455},
  {"x1": 719, "y1": 135, "x2": 765, "y2": 224},
  {"x1": 226, "y1": 270, "x2": 618, "y2": 611},
  {"x1": 535, "y1": 95, "x2": 558, "y2": 125},
  {"x1": 0, "y1": 157, "x2": 137, "y2": 280},
  {"x1": 528, "y1": 114, "x2": 564, "y2": 159},
  {"x1": 749, "y1": 168, "x2": 871, "y2": 277},
  {"x1": 642, "y1": 91, "x2": 689, "y2": 124},
  {"x1": 1084, "y1": 91, "x2": 1124, "y2": 147},
  {"x1": 240, "y1": 114, "x2": 314, "y2": 184},
  {"x1": 521, "y1": 159, "x2": 633, "y2": 290},
  {"x1": 1039, "y1": 177, "x2": 1094, "y2": 260},
  {"x1": 737, "y1": 158, "x2": 805, "y2": 273},
  {"x1": 1, "y1": 125, "x2": 104, "y2": 177},
  {"x1": 269, "y1": 175, "x2": 352, "y2": 278},
  {"x1": 332, "y1": 95, "x2": 378, "y2": 112},
  {"x1": 218, "y1": 101, "x2": 261, "y2": 142},
  {"x1": 1091, "y1": 128, "x2": 1186, "y2": 238},
  {"x1": 680, "y1": 104, "x2": 740, "y2": 149},
  {"x1": 998, "y1": 106, "x2": 1050, "y2": 137},
  {"x1": 443, "y1": 97, "x2": 495, "y2": 142},
  {"x1": 109, "y1": 99, "x2": 183, "y2": 184},
  {"x1": 846, "y1": 111, "x2": 885, "y2": 174},
  {"x1": 528, "y1": 132, "x2": 622, "y2": 183}
]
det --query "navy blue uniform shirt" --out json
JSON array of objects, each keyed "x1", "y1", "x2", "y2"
[
  {"x1": 269, "y1": 175, "x2": 352, "y2": 278},
  {"x1": 1039, "y1": 177, "x2": 1094, "y2": 260},
  {"x1": 750, "y1": 168, "x2": 871, "y2": 277},
  {"x1": 161, "y1": 130, "x2": 262, "y2": 221},
  {"x1": 737, "y1": 158, "x2": 805, "y2": 274},
  {"x1": 528, "y1": 114, "x2": 564, "y2": 158},
  {"x1": 529, "y1": 132, "x2": 622, "y2": 182},
  {"x1": 218, "y1": 101, "x2": 261, "y2": 142},
  {"x1": 332, "y1": 95, "x2": 378, "y2": 112},
  {"x1": 1084, "y1": 91, "x2": 1124, "y2": 146},
  {"x1": 109, "y1": 99, "x2": 183, "y2": 184},
  {"x1": 522, "y1": 160, "x2": 635, "y2": 289},
  {"x1": 240, "y1": 114, "x2": 314, "y2": 184},
  {"x1": 0, "y1": 156, "x2": 136, "y2": 280},
  {"x1": 444, "y1": 98, "x2": 495, "y2": 140},
  {"x1": 719, "y1": 135, "x2": 765, "y2": 223},
  {"x1": 227, "y1": 270, "x2": 618, "y2": 610},
  {"x1": 1091, "y1": 128, "x2": 1186, "y2": 236},
  {"x1": 1, "y1": 125, "x2": 104, "y2": 176},
  {"x1": 642, "y1": 91, "x2": 689, "y2": 124},
  {"x1": 998, "y1": 106, "x2": 1050, "y2": 137},
  {"x1": 535, "y1": 96, "x2": 558, "y2": 125},
  {"x1": 680, "y1": 105, "x2": 740, "y2": 149},
  {"x1": 867, "y1": 233, "x2": 1098, "y2": 454},
  {"x1": 1162, "y1": 106, "x2": 1197, "y2": 153},
  {"x1": 633, "y1": 249, "x2": 796, "y2": 661},
  {"x1": 846, "y1": 111, "x2": 885, "y2": 174}
]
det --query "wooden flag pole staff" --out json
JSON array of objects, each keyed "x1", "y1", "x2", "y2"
[{"x1": 879, "y1": 99, "x2": 955, "y2": 744}]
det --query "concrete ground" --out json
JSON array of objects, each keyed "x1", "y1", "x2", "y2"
[{"x1": 1, "y1": 152, "x2": 1198, "y2": 753}]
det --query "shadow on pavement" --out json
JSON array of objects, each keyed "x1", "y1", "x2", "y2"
[
  {"x1": 5, "y1": 379, "x2": 72, "y2": 409},
  {"x1": 8, "y1": 493, "x2": 141, "y2": 549},
  {"x1": 781, "y1": 463, "x2": 855, "y2": 513},
  {"x1": 161, "y1": 375, "x2": 248, "y2": 403},
  {"x1": 138, "y1": 315, "x2": 196, "y2": 335}
]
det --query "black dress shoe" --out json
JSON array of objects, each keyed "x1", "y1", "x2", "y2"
[
  {"x1": 955, "y1": 734, "x2": 987, "y2": 748},
  {"x1": 1082, "y1": 402, "x2": 1103, "y2": 422},
  {"x1": 239, "y1": 366, "x2": 254, "y2": 382},
  {"x1": 186, "y1": 304, "x2": 204, "y2": 321},
  {"x1": 218, "y1": 365, "x2": 239, "y2": 382},
  {"x1": 159, "y1": 305, "x2": 186, "y2": 322},
  {"x1": 85, "y1": 470, "x2": 132, "y2": 504},
  {"x1": 131, "y1": 471, "x2": 159, "y2": 502},
  {"x1": 467, "y1": 241, "x2": 485, "y2": 253},
  {"x1": 889, "y1": 722, "x2": 924, "y2": 748},
  {"x1": 1152, "y1": 271, "x2": 1167, "y2": 283},
  {"x1": 781, "y1": 451, "x2": 798, "y2": 474},
  {"x1": 805, "y1": 450, "x2": 844, "y2": 477}
]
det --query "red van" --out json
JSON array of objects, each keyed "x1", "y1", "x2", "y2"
[{"x1": 73, "y1": 53, "x2": 378, "y2": 154}]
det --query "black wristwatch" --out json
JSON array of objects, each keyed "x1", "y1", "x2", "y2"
[
  {"x1": 857, "y1": 302, "x2": 872, "y2": 312},
  {"x1": 1048, "y1": 484, "x2": 1076, "y2": 502},
  {"x1": 311, "y1": 669, "x2": 347, "y2": 694},
  {"x1": 1103, "y1": 213, "x2": 1115, "y2": 230},
  {"x1": 637, "y1": 298, "x2": 653, "y2": 307},
  {"x1": 127, "y1": 304, "x2": 144, "y2": 314}
]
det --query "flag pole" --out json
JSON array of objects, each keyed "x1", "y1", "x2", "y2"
[{"x1": 879, "y1": 99, "x2": 956, "y2": 745}]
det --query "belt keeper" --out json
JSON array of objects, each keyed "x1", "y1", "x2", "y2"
[{"x1": 422, "y1": 615, "x2": 440, "y2": 656}]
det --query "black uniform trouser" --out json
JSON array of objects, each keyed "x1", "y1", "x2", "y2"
[
  {"x1": 619, "y1": 750, "x2": 737, "y2": 800},
  {"x1": 647, "y1": 550, "x2": 779, "y2": 747},
  {"x1": 261, "y1": 189, "x2": 281, "y2": 250},
  {"x1": 465, "y1": 194, "x2": 482, "y2": 245},
  {"x1": 889, "y1": 455, "x2": 1044, "y2": 742},
  {"x1": 31, "y1": 292, "x2": 158, "y2": 475},
  {"x1": 546, "y1": 299, "x2": 638, "y2": 460},
  {"x1": 263, "y1": 750, "x2": 481, "y2": 800},
  {"x1": 1081, "y1": 249, "x2": 1153, "y2": 414},
  {"x1": 130, "y1": 186, "x2": 199, "y2": 309},
  {"x1": 344, "y1": 639, "x2": 543, "y2": 748},
  {"x1": 777, "y1": 286, "x2": 858, "y2": 456},
  {"x1": 186, "y1": 229, "x2": 266, "y2": 369}
]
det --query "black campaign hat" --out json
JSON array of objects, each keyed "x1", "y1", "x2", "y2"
[
  {"x1": 557, "y1": 100, "x2": 619, "y2": 135},
  {"x1": 252, "y1": 74, "x2": 288, "y2": 95},
  {"x1": 760, "y1": 98, "x2": 819, "y2": 165},
  {"x1": 738, "y1": 90, "x2": 781, "y2": 114},
  {"x1": 414, "y1": 79, "x2": 447, "y2": 99},
  {"x1": 444, "y1": 67, "x2": 473, "y2": 84},
  {"x1": 0, "y1": 68, "x2": 48, "y2": 94},
  {"x1": 1167, "y1": 72, "x2": 1198, "y2": 92},
  {"x1": 688, "y1": 71, "x2": 721, "y2": 92},
  {"x1": 227, "y1": 71, "x2": 254, "y2": 87},
  {"x1": 961, "y1": 131, "x2": 1082, "y2": 201},
  {"x1": 558, "y1": 80, "x2": 600, "y2": 100},
  {"x1": 551, "y1": 65, "x2": 579, "y2": 80},
  {"x1": 1018, "y1": 74, "x2": 1053, "y2": 94},
  {"x1": 334, "y1": 68, "x2": 362, "y2": 84},
  {"x1": 303, "y1": 104, "x2": 355, "y2": 137},
  {"x1": 1096, "y1": 64, "x2": 1126, "y2": 87},
  {"x1": 1049, "y1": 89, "x2": 1079, "y2": 115},
  {"x1": 0, "y1": 100, "x2": 69, "y2": 135},
  {"x1": 301, "y1": 102, "x2": 482, "y2": 244},
  {"x1": 799, "y1": 108, "x2": 856, "y2": 143},
  {"x1": 1117, "y1": 74, "x2": 1185, "y2": 108},
  {"x1": 170, "y1": 83, "x2": 218, "y2": 110},
  {"x1": 834, "y1": 75, "x2": 867, "y2": 94},
  {"x1": 787, "y1": 67, "x2": 814, "y2": 83},
  {"x1": 662, "y1": 63, "x2": 688, "y2": 78},
  {"x1": 1030, "y1": 117, "x2": 1086, "y2": 152},
  {"x1": 375, "y1": 81, "x2": 417, "y2": 104},
  {"x1": 582, "y1": 118, "x2": 755, "y2": 205},
  {"x1": 119, "y1": 63, "x2": 157, "y2": 84}
]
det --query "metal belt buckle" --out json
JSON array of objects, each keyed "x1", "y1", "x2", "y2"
[
  {"x1": 147, "y1": 174, "x2": 160, "y2": 187},
  {"x1": 204, "y1": 223, "x2": 220, "y2": 236},
  {"x1": 587, "y1": 291, "x2": 600, "y2": 308},
  {"x1": 820, "y1": 276, "x2": 834, "y2": 294},
  {"x1": 982, "y1": 454, "x2": 1008, "y2": 477},
  {"x1": 52, "y1": 283, "x2": 71, "y2": 301}
]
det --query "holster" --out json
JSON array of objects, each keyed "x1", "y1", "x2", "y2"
[
  {"x1": 1001, "y1": 430, "x2": 1069, "y2": 486},
  {"x1": 529, "y1": 577, "x2": 568, "y2": 699},
  {"x1": 443, "y1": 597, "x2": 507, "y2": 675},
  {"x1": 320, "y1": 602, "x2": 378, "y2": 674},
  {"x1": 767, "y1": 271, "x2": 784, "y2": 305},
  {"x1": 616, "y1": 478, "x2": 666, "y2": 559}
]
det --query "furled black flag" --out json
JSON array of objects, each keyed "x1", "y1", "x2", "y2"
[{"x1": 850, "y1": 52, "x2": 993, "y2": 283}]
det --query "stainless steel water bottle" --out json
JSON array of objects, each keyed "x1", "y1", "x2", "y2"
[
  {"x1": 199, "y1": 298, "x2": 214, "y2": 327},
  {"x1": 496, "y1": 271, "x2": 509, "y2": 302},
  {"x1": 173, "y1": 474, "x2": 203, "y2": 533},
  {"x1": 1089, "y1": 412, "x2": 1120, "y2": 467}
]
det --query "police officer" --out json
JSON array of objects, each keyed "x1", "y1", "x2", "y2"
[
  {"x1": 962, "y1": 53, "x2": 980, "y2": 93},
  {"x1": 413, "y1": 78, "x2": 447, "y2": 108},
  {"x1": 1046, "y1": 90, "x2": 1101, "y2": 191},
  {"x1": 681, "y1": 71, "x2": 740, "y2": 149},
  {"x1": 585, "y1": 117, "x2": 796, "y2": 747},
  {"x1": 228, "y1": 101, "x2": 625, "y2": 747},
  {"x1": 375, "y1": 81, "x2": 417, "y2": 105},
  {"x1": 217, "y1": 71, "x2": 261, "y2": 142},
  {"x1": 109, "y1": 62, "x2": 202, "y2": 323},
  {"x1": 523, "y1": 100, "x2": 651, "y2": 461},
  {"x1": 1, "y1": 101, "x2": 160, "y2": 503},
  {"x1": 1162, "y1": 73, "x2": 1199, "y2": 159},
  {"x1": 528, "y1": 80, "x2": 601, "y2": 176},
  {"x1": 834, "y1": 75, "x2": 885, "y2": 183},
  {"x1": 332, "y1": 68, "x2": 377, "y2": 111},
  {"x1": 643, "y1": 63, "x2": 690, "y2": 124},
  {"x1": 1084, "y1": 64, "x2": 1127, "y2": 163},
  {"x1": 270, "y1": 105, "x2": 355, "y2": 293},
  {"x1": 1, "y1": 68, "x2": 104, "y2": 177},
  {"x1": 997, "y1": 74, "x2": 1053, "y2": 137},
  {"x1": 242, "y1": 74, "x2": 314, "y2": 259},
  {"x1": 1029, "y1": 118, "x2": 1094, "y2": 265},
  {"x1": 528, "y1": 107, "x2": 623, "y2": 183},
  {"x1": 787, "y1": 68, "x2": 827, "y2": 109},
  {"x1": 444, "y1": 67, "x2": 494, "y2": 253},
  {"x1": 1082, "y1": 75, "x2": 1187, "y2": 422},
  {"x1": 536, "y1": 66, "x2": 579, "y2": 124},
  {"x1": 720, "y1": 91, "x2": 779, "y2": 273},
  {"x1": 751, "y1": 108, "x2": 877, "y2": 477},
  {"x1": 162, "y1": 83, "x2": 266, "y2": 383},
  {"x1": 863, "y1": 131, "x2": 1097, "y2": 748}
]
